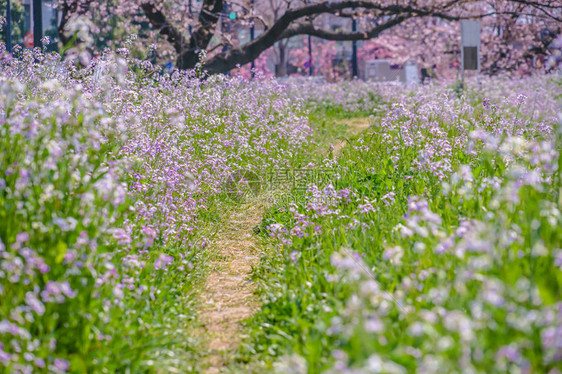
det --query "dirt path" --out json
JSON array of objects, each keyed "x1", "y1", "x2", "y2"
[
  {"x1": 332, "y1": 117, "x2": 372, "y2": 154},
  {"x1": 198, "y1": 201, "x2": 266, "y2": 373},
  {"x1": 195, "y1": 116, "x2": 371, "y2": 373}
]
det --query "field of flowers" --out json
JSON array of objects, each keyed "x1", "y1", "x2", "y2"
[
  {"x1": 245, "y1": 76, "x2": 562, "y2": 373},
  {"x1": 1, "y1": 40, "x2": 561, "y2": 373},
  {"x1": 0, "y1": 44, "x2": 312, "y2": 372}
]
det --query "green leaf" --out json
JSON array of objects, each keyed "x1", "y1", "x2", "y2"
[{"x1": 55, "y1": 240, "x2": 68, "y2": 264}]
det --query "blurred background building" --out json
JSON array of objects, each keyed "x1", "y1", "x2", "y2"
[{"x1": 1, "y1": 0, "x2": 59, "y2": 51}]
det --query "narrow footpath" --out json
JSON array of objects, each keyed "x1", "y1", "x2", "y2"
[
  {"x1": 197, "y1": 201, "x2": 266, "y2": 373},
  {"x1": 196, "y1": 116, "x2": 372, "y2": 373}
]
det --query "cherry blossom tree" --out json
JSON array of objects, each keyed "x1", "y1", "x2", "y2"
[
  {"x1": 354, "y1": 1, "x2": 560, "y2": 78},
  {"x1": 56, "y1": 0, "x2": 560, "y2": 75}
]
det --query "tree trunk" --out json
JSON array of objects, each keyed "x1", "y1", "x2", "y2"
[
  {"x1": 141, "y1": 0, "x2": 223, "y2": 71},
  {"x1": 177, "y1": 0, "x2": 224, "y2": 69},
  {"x1": 277, "y1": 43, "x2": 287, "y2": 77},
  {"x1": 57, "y1": 0, "x2": 90, "y2": 47}
]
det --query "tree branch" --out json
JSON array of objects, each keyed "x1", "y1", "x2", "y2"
[
  {"x1": 202, "y1": 0, "x2": 463, "y2": 74},
  {"x1": 278, "y1": 16, "x2": 407, "y2": 41}
]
